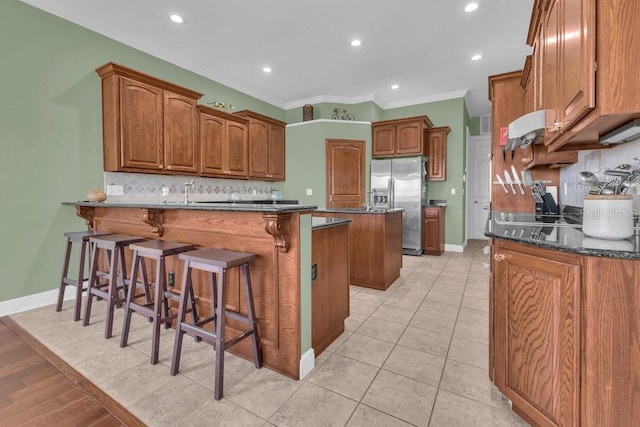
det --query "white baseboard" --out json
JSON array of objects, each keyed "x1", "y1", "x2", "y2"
[
  {"x1": 299, "y1": 348, "x2": 315, "y2": 379},
  {"x1": 444, "y1": 243, "x2": 464, "y2": 253},
  {"x1": 0, "y1": 288, "x2": 72, "y2": 317}
]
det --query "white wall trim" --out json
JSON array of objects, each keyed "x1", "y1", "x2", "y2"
[
  {"x1": 444, "y1": 244, "x2": 464, "y2": 253},
  {"x1": 286, "y1": 119, "x2": 371, "y2": 128},
  {"x1": 0, "y1": 288, "x2": 71, "y2": 317},
  {"x1": 383, "y1": 89, "x2": 469, "y2": 110},
  {"x1": 299, "y1": 348, "x2": 315, "y2": 379}
]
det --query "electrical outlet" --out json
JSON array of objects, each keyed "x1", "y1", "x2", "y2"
[
  {"x1": 306, "y1": 188, "x2": 313, "y2": 196},
  {"x1": 161, "y1": 186, "x2": 169, "y2": 197},
  {"x1": 106, "y1": 185, "x2": 124, "y2": 196}
]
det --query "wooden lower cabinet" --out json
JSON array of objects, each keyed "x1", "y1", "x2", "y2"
[
  {"x1": 491, "y1": 239, "x2": 640, "y2": 426},
  {"x1": 311, "y1": 222, "x2": 349, "y2": 356},
  {"x1": 313, "y1": 211, "x2": 402, "y2": 290},
  {"x1": 423, "y1": 207, "x2": 445, "y2": 255}
]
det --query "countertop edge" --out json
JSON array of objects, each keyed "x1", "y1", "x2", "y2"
[{"x1": 65, "y1": 201, "x2": 318, "y2": 214}]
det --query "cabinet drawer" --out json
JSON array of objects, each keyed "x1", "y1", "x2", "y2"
[{"x1": 423, "y1": 208, "x2": 440, "y2": 218}]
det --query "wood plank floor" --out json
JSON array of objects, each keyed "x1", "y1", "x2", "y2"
[{"x1": 0, "y1": 316, "x2": 143, "y2": 427}]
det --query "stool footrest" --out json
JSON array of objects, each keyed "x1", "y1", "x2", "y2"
[
  {"x1": 164, "y1": 291, "x2": 181, "y2": 302},
  {"x1": 62, "y1": 277, "x2": 78, "y2": 287},
  {"x1": 226, "y1": 311, "x2": 251, "y2": 324},
  {"x1": 224, "y1": 330, "x2": 255, "y2": 349},
  {"x1": 180, "y1": 322, "x2": 217, "y2": 345}
]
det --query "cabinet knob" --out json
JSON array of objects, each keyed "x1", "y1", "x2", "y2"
[{"x1": 493, "y1": 253, "x2": 505, "y2": 262}]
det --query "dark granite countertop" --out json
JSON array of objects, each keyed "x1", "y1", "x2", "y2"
[
  {"x1": 65, "y1": 201, "x2": 317, "y2": 213},
  {"x1": 485, "y1": 211, "x2": 640, "y2": 260},
  {"x1": 315, "y1": 208, "x2": 403, "y2": 215},
  {"x1": 312, "y1": 217, "x2": 351, "y2": 230}
]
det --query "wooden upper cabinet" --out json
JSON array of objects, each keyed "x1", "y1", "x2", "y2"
[
  {"x1": 493, "y1": 242, "x2": 581, "y2": 427},
  {"x1": 199, "y1": 105, "x2": 248, "y2": 178},
  {"x1": 372, "y1": 116, "x2": 433, "y2": 158},
  {"x1": 119, "y1": 77, "x2": 164, "y2": 170},
  {"x1": 96, "y1": 62, "x2": 203, "y2": 174},
  {"x1": 529, "y1": 0, "x2": 640, "y2": 152},
  {"x1": 236, "y1": 110, "x2": 286, "y2": 181},
  {"x1": 425, "y1": 126, "x2": 450, "y2": 181},
  {"x1": 164, "y1": 92, "x2": 198, "y2": 173}
]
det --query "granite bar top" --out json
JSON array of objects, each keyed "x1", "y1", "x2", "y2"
[
  {"x1": 312, "y1": 217, "x2": 351, "y2": 230},
  {"x1": 485, "y1": 211, "x2": 640, "y2": 260},
  {"x1": 65, "y1": 201, "x2": 317, "y2": 213},
  {"x1": 315, "y1": 208, "x2": 403, "y2": 215}
]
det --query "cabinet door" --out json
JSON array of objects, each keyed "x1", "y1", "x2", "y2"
[
  {"x1": 557, "y1": 0, "x2": 595, "y2": 132},
  {"x1": 395, "y1": 121, "x2": 423, "y2": 155},
  {"x1": 372, "y1": 125, "x2": 396, "y2": 157},
  {"x1": 426, "y1": 128, "x2": 448, "y2": 181},
  {"x1": 248, "y1": 119, "x2": 269, "y2": 178},
  {"x1": 423, "y1": 218, "x2": 438, "y2": 253},
  {"x1": 164, "y1": 91, "x2": 198, "y2": 173},
  {"x1": 494, "y1": 246, "x2": 580, "y2": 427},
  {"x1": 543, "y1": 0, "x2": 561, "y2": 144},
  {"x1": 119, "y1": 77, "x2": 163, "y2": 170},
  {"x1": 226, "y1": 120, "x2": 248, "y2": 177},
  {"x1": 199, "y1": 112, "x2": 226, "y2": 175},
  {"x1": 268, "y1": 123, "x2": 285, "y2": 180}
]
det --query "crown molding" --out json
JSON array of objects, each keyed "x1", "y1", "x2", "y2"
[
  {"x1": 286, "y1": 119, "x2": 371, "y2": 128},
  {"x1": 382, "y1": 89, "x2": 469, "y2": 109}
]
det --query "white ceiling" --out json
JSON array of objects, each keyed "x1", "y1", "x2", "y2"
[{"x1": 22, "y1": 0, "x2": 534, "y2": 117}]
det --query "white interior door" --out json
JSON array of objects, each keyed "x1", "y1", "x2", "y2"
[{"x1": 468, "y1": 136, "x2": 491, "y2": 239}]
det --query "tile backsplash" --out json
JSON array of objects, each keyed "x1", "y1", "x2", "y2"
[
  {"x1": 560, "y1": 138, "x2": 640, "y2": 210},
  {"x1": 103, "y1": 172, "x2": 278, "y2": 204}
]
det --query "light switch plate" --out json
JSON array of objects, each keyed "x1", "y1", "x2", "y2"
[
  {"x1": 306, "y1": 188, "x2": 313, "y2": 196},
  {"x1": 450, "y1": 188, "x2": 456, "y2": 195}
]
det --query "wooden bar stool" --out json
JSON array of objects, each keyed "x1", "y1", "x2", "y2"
[
  {"x1": 83, "y1": 234, "x2": 146, "y2": 339},
  {"x1": 56, "y1": 230, "x2": 111, "y2": 321},
  {"x1": 170, "y1": 248, "x2": 262, "y2": 400},
  {"x1": 120, "y1": 240, "x2": 196, "y2": 365}
]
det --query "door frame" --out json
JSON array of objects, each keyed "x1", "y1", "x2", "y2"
[{"x1": 466, "y1": 133, "x2": 492, "y2": 241}]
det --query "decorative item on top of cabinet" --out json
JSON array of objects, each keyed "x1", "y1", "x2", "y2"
[
  {"x1": 96, "y1": 62, "x2": 202, "y2": 174},
  {"x1": 198, "y1": 105, "x2": 248, "y2": 178},
  {"x1": 425, "y1": 126, "x2": 450, "y2": 181},
  {"x1": 527, "y1": 0, "x2": 640, "y2": 152},
  {"x1": 235, "y1": 110, "x2": 286, "y2": 181},
  {"x1": 372, "y1": 116, "x2": 433, "y2": 158},
  {"x1": 423, "y1": 207, "x2": 445, "y2": 255}
]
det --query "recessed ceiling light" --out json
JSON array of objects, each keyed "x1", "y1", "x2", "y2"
[
  {"x1": 391, "y1": 84, "x2": 399, "y2": 90},
  {"x1": 262, "y1": 66, "x2": 272, "y2": 73},
  {"x1": 471, "y1": 54, "x2": 483, "y2": 61},
  {"x1": 350, "y1": 39, "x2": 362, "y2": 47},
  {"x1": 465, "y1": 3, "x2": 479, "y2": 12},
  {"x1": 169, "y1": 14, "x2": 184, "y2": 24}
]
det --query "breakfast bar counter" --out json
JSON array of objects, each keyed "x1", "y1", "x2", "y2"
[{"x1": 65, "y1": 201, "x2": 316, "y2": 379}]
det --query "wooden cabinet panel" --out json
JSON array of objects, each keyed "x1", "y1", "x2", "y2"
[
  {"x1": 371, "y1": 116, "x2": 432, "y2": 158},
  {"x1": 326, "y1": 140, "x2": 366, "y2": 209},
  {"x1": 423, "y1": 207, "x2": 445, "y2": 255},
  {"x1": 493, "y1": 242, "x2": 580, "y2": 427},
  {"x1": 237, "y1": 110, "x2": 286, "y2": 181},
  {"x1": 199, "y1": 106, "x2": 248, "y2": 178},
  {"x1": 426, "y1": 126, "x2": 450, "y2": 181},
  {"x1": 164, "y1": 92, "x2": 198, "y2": 173},
  {"x1": 312, "y1": 223, "x2": 349, "y2": 356},
  {"x1": 119, "y1": 77, "x2": 164, "y2": 171}
]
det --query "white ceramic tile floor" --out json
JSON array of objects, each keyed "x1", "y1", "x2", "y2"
[{"x1": 10, "y1": 239, "x2": 530, "y2": 426}]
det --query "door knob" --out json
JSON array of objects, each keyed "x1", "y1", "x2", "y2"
[{"x1": 493, "y1": 253, "x2": 505, "y2": 261}]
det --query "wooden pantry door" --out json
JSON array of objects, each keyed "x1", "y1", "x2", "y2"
[{"x1": 325, "y1": 139, "x2": 365, "y2": 208}]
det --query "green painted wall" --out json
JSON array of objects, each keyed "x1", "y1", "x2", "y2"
[
  {"x1": 0, "y1": 0, "x2": 284, "y2": 303},
  {"x1": 285, "y1": 102, "x2": 384, "y2": 124},
  {"x1": 469, "y1": 116, "x2": 482, "y2": 136},
  {"x1": 283, "y1": 121, "x2": 373, "y2": 207}
]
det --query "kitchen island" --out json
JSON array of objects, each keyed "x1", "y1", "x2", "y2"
[
  {"x1": 313, "y1": 208, "x2": 402, "y2": 290},
  {"x1": 486, "y1": 211, "x2": 640, "y2": 426},
  {"x1": 66, "y1": 201, "x2": 316, "y2": 379}
]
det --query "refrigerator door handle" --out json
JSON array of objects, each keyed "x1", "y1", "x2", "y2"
[{"x1": 389, "y1": 178, "x2": 395, "y2": 208}]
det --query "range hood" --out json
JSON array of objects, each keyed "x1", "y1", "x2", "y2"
[{"x1": 507, "y1": 110, "x2": 545, "y2": 148}]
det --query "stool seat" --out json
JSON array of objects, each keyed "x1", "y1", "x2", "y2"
[
  {"x1": 57, "y1": 230, "x2": 111, "y2": 321},
  {"x1": 171, "y1": 247, "x2": 262, "y2": 400},
  {"x1": 179, "y1": 248, "x2": 256, "y2": 268},
  {"x1": 83, "y1": 234, "x2": 146, "y2": 339},
  {"x1": 121, "y1": 240, "x2": 195, "y2": 365}
]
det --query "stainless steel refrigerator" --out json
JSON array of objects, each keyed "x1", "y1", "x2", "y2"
[{"x1": 371, "y1": 156, "x2": 428, "y2": 255}]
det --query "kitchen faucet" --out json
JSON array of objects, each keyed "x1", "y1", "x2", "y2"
[{"x1": 184, "y1": 180, "x2": 195, "y2": 205}]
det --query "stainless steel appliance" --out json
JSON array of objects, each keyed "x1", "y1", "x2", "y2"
[{"x1": 371, "y1": 156, "x2": 428, "y2": 255}]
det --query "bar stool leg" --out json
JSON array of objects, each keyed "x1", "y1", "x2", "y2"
[
  {"x1": 104, "y1": 247, "x2": 120, "y2": 339},
  {"x1": 242, "y1": 263, "x2": 263, "y2": 368},
  {"x1": 72, "y1": 239, "x2": 89, "y2": 322},
  {"x1": 171, "y1": 261, "x2": 192, "y2": 376},
  {"x1": 120, "y1": 249, "x2": 142, "y2": 348},
  {"x1": 151, "y1": 255, "x2": 165, "y2": 364},
  {"x1": 56, "y1": 237, "x2": 73, "y2": 314},
  {"x1": 83, "y1": 243, "x2": 100, "y2": 326},
  {"x1": 214, "y1": 269, "x2": 226, "y2": 401}
]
